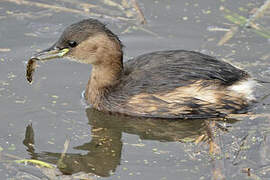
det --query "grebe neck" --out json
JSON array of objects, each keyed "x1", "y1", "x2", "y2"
[{"x1": 85, "y1": 58, "x2": 123, "y2": 109}]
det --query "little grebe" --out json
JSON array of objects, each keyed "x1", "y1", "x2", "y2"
[{"x1": 29, "y1": 18, "x2": 256, "y2": 119}]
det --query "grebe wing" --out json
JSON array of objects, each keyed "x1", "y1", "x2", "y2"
[{"x1": 122, "y1": 50, "x2": 248, "y2": 93}]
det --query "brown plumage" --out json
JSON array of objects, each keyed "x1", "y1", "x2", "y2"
[{"x1": 28, "y1": 18, "x2": 256, "y2": 119}]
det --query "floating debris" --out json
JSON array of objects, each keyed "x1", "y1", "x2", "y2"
[
  {"x1": 3, "y1": 0, "x2": 132, "y2": 22},
  {"x1": 131, "y1": 0, "x2": 147, "y2": 24},
  {"x1": 103, "y1": 0, "x2": 125, "y2": 10},
  {"x1": 57, "y1": 138, "x2": 70, "y2": 169},
  {"x1": 15, "y1": 159, "x2": 54, "y2": 169},
  {"x1": 245, "y1": 0, "x2": 270, "y2": 27},
  {"x1": 207, "y1": 26, "x2": 230, "y2": 32},
  {"x1": 218, "y1": 26, "x2": 238, "y2": 46},
  {"x1": 0, "y1": 48, "x2": 11, "y2": 52},
  {"x1": 224, "y1": 8, "x2": 270, "y2": 39}
]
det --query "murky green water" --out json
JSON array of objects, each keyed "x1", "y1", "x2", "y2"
[{"x1": 0, "y1": 0, "x2": 269, "y2": 179}]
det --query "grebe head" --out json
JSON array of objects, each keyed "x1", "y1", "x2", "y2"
[{"x1": 32, "y1": 19, "x2": 123, "y2": 66}]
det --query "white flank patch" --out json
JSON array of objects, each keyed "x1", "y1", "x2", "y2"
[{"x1": 228, "y1": 78, "x2": 256, "y2": 101}]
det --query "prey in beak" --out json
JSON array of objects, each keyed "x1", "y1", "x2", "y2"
[{"x1": 26, "y1": 46, "x2": 69, "y2": 83}]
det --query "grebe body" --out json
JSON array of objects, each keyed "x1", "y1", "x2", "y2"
[{"x1": 29, "y1": 19, "x2": 256, "y2": 119}]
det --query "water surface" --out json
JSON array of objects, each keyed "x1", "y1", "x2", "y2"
[{"x1": 0, "y1": 0, "x2": 269, "y2": 179}]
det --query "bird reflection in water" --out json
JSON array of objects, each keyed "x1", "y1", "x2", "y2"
[{"x1": 23, "y1": 109, "x2": 237, "y2": 177}]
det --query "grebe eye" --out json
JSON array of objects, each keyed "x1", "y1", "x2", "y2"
[{"x1": 68, "y1": 41, "x2": 77, "y2": 48}]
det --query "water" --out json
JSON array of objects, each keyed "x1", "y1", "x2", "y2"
[{"x1": 0, "y1": 0, "x2": 269, "y2": 179}]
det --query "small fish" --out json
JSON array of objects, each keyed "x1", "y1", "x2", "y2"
[
  {"x1": 26, "y1": 58, "x2": 37, "y2": 83},
  {"x1": 26, "y1": 48, "x2": 69, "y2": 83}
]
